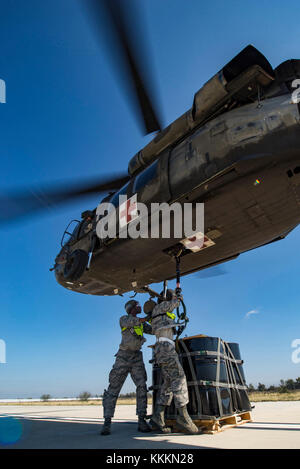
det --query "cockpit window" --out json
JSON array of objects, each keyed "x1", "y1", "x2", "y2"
[
  {"x1": 61, "y1": 220, "x2": 80, "y2": 246},
  {"x1": 133, "y1": 160, "x2": 158, "y2": 193}
]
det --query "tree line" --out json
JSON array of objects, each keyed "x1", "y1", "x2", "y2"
[
  {"x1": 40, "y1": 379, "x2": 300, "y2": 401},
  {"x1": 39, "y1": 391, "x2": 151, "y2": 401},
  {"x1": 248, "y1": 377, "x2": 300, "y2": 393}
]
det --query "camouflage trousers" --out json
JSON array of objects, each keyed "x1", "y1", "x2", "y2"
[
  {"x1": 102, "y1": 349, "x2": 148, "y2": 418},
  {"x1": 154, "y1": 341, "x2": 189, "y2": 408}
]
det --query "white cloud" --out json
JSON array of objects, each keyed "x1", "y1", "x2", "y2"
[{"x1": 245, "y1": 309, "x2": 259, "y2": 319}]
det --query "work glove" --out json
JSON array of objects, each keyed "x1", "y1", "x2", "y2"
[{"x1": 140, "y1": 313, "x2": 152, "y2": 323}]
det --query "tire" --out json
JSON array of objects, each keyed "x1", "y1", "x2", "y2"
[{"x1": 63, "y1": 249, "x2": 89, "y2": 281}]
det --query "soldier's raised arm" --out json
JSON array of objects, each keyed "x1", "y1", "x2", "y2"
[{"x1": 152, "y1": 298, "x2": 180, "y2": 317}]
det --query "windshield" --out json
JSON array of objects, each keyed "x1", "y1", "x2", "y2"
[{"x1": 61, "y1": 220, "x2": 80, "y2": 246}]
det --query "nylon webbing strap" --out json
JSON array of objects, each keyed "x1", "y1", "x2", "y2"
[
  {"x1": 185, "y1": 380, "x2": 248, "y2": 390},
  {"x1": 180, "y1": 350, "x2": 243, "y2": 364},
  {"x1": 225, "y1": 343, "x2": 245, "y2": 385},
  {"x1": 215, "y1": 338, "x2": 223, "y2": 418},
  {"x1": 179, "y1": 339, "x2": 203, "y2": 416},
  {"x1": 225, "y1": 342, "x2": 245, "y2": 412},
  {"x1": 152, "y1": 380, "x2": 247, "y2": 391}
]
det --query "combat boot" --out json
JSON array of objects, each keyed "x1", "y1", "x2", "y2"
[
  {"x1": 176, "y1": 406, "x2": 198, "y2": 434},
  {"x1": 101, "y1": 417, "x2": 111, "y2": 435},
  {"x1": 150, "y1": 405, "x2": 172, "y2": 433},
  {"x1": 137, "y1": 415, "x2": 152, "y2": 432}
]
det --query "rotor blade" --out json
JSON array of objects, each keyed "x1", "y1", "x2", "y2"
[
  {"x1": 0, "y1": 173, "x2": 129, "y2": 223},
  {"x1": 84, "y1": 0, "x2": 163, "y2": 134},
  {"x1": 193, "y1": 265, "x2": 228, "y2": 279}
]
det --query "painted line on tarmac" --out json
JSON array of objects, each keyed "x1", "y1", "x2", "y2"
[
  {"x1": 0, "y1": 414, "x2": 135, "y2": 423},
  {"x1": 244, "y1": 423, "x2": 300, "y2": 430}
]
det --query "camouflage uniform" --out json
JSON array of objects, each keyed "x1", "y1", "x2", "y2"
[
  {"x1": 151, "y1": 299, "x2": 189, "y2": 408},
  {"x1": 102, "y1": 314, "x2": 152, "y2": 418}
]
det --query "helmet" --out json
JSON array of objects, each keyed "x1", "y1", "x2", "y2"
[
  {"x1": 143, "y1": 299, "x2": 156, "y2": 315},
  {"x1": 125, "y1": 300, "x2": 140, "y2": 314},
  {"x1": 158, "y1": 289, "x2": 175, "y2": 303}
]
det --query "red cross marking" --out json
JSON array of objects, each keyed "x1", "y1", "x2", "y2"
[{"x1": 119, "y1": 196, "x2": 137, "y2": 226}]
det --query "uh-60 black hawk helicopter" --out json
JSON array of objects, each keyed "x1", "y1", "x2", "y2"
[{"x1": 2, "y1": 1, "x2": 300, "y2": 297}]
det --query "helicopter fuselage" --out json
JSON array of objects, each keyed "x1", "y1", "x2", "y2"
[{"x1": 54, "y1": 91, "x2": 300, "y2": 296}]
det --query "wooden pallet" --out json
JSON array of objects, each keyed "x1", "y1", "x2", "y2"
[{"x1": 166, "y1": 411, "x2": 252, "y2": 434}]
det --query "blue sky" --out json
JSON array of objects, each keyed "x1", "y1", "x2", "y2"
[{"x1": 1, "y1": 0, "x2": 300, "y2": 398}]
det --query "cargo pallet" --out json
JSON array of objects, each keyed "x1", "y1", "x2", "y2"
[
  {"x1": 151, "y1": 335, "x2": 253, "y2": 435},
  {"x1": 166, "y1": 410, "x2": 252, "y2": 434}
]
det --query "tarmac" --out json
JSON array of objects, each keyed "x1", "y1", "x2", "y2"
[{"x1": 0, "y1": 401, "x2": 300, "y2": 449}]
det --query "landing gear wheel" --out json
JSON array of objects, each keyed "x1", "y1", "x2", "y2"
[{"x1": 63, "y1": 249, "x2": 89, "y2": 281}]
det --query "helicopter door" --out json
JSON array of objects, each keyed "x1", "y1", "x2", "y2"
[
  {"x1": 158, "y1": 150, "x2": 172, "y2": 203},
  {"x1": 132, "y1": 150, "x2": 171, "y2": 204},
  {"x1": 169, "y1": 139, "x2": 195, "y2": 199}
]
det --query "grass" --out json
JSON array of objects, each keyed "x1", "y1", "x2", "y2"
[
  {"x1": 248, "y1": 390, "x2": 300, "y2": 402},
  {"x1": 1, "y1": 392, "x2": 300, "y2": 406}
]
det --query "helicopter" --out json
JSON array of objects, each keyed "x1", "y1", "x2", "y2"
[{"x1": 2, "y1": 1, "x2": 300, "y2": 297}]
